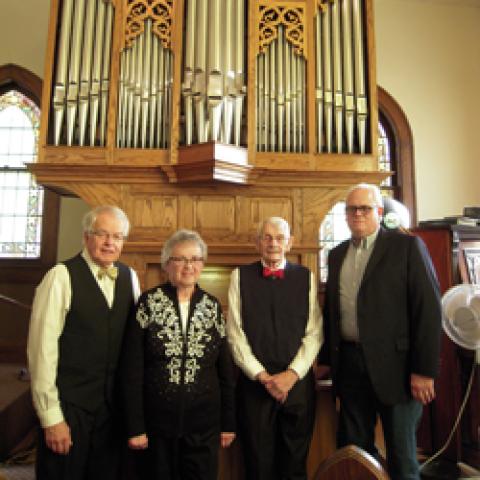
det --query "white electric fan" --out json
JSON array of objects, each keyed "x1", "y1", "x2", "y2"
[{"x1": 420, "y1": 284, "x2": 480, "y2": 479}]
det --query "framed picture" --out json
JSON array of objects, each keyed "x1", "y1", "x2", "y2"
[{"x1": 458, "y1": 241, "x2": 480, "y2": 284}]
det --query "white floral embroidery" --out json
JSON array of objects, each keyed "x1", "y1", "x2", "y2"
[
  {"x1": 185, "y1": 294, "x2": 225, "y2": 384},
  {"x1": 136, "y1": 289, "x2": 225, "y2": 385}
]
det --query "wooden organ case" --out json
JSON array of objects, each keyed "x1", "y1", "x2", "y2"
[{"x1": 31, "y1": 1, "x2": 387, "y2": 476}]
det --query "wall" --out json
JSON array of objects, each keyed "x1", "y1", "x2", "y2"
[
  {"x1": 57, "y1": 197, "x2": 90, "y2": 261},
  {"x1": 1, "y1": 0, "x2": 480, "y2": 242},
  {"x1": 0, "y1": 1, "x2": 51, "y2": 79},
  {"x1": 375, "y1": 0, "x2": 480, "y2": 220}
]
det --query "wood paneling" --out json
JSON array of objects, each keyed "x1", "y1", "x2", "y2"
[{"x1": 193, "y1": 196, "x2": 236, "y2": 234}]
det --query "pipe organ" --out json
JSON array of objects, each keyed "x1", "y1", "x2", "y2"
[
  {"x1": 43, "y1": 0, "x2": 377, "y2": 159},
  {"x1": 33, "y1": 0, "x2": 387, "y2": 302}
]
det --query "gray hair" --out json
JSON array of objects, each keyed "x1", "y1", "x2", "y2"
[
  {"x1": 256, "y1": 217, "x2": 291, "y2": 239},
  {"x1": 160, "y1": 229, "x2": 208, "y2": 268},
  {"x1": 82, "y1": 205, "x2": 130, "y2": 237},
  {"x1": 347, "y1": 183, "x2": 383, "y2": 208}
]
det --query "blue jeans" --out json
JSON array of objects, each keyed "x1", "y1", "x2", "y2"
[{"x1": 337, "y1": 342, "x2": 423, "y2": 480}]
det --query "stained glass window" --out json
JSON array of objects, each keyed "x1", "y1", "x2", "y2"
[
  {"x1": 0, "y1": 90, "x2": 43, "y2": 258},
  {"x1": 378, "y1": 122, "x2": 391, "y2": 188},
  {"x1": 319, "y1": 122, "x2": 393, "y2": 282}
]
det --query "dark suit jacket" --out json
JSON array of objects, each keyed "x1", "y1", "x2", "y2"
[{"x1": 320, "y1": 227, "x2": 442, "y2": 405}]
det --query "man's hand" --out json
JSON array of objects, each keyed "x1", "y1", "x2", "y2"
[
  {"x1": 256, "y1": 370, "x2": 286, "y2": 402},
  {"x1": 265, "y1": 369, "x2": 299, "y2": 403},
  {"x1": 256, "y1": 370, "x2": 272, "y2": 385},
  {"x1": 44, "y1": 421, "x2": 72, "y2": 455},
  {"x1": 128, "y1": 433, "x2": 149, "y2": 450},
  {"x1": 220, "y1": 432, "x2": 236, "y2": 448},
  {"x1": 411, "y1": 373, "x2": 435, "y2": 405}
]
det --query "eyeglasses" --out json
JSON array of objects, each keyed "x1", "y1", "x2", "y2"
[
  {"x1": 89, "y1": 230, "x2": 125, "y2": 242},
  {"x1": 169, "y1": 256, "x2": 204, "y2": 266},
  {"x1": 260, "y1": 234, "x2": 289, "y2": 244},
  {"x1": 345, "y1": 205, "x2": 375, "y2": 215}
]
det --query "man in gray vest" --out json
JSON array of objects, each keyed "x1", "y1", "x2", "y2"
[
  {"x1": 227, "y1": 217, "x2": 322, "y2": 480},
  {"x1": 28, "y1": 205, "x2": 140, "y2": 480}
]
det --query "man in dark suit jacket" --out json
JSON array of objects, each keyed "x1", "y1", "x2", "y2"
[{"x1": 320, "y1": 184, "x2": 442, "y2": 480}]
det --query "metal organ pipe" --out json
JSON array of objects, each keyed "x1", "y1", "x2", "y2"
[
  {"x1": 181, "y1": 0, "x2": 246, "y2": 146},
  {"x1": 255, "y1": 24, "x2": 306, "y2": 153},
  {"x1": 314, "y1": 0, "x2": 370, "y2": 154},
  {"x1": 116, "y1": 14, "x2": 174, "y2": 148},
  {"x1": 51, "y1": 0, "x2": 113, "y2": 146}
]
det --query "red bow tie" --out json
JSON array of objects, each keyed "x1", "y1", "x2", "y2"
[{"x1": 263, "y1": 267, "x2": 284, "y2": 279}]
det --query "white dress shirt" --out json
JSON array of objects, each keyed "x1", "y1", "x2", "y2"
[
  {"x1": 226, "y1": 260, "x2": 323, "y2": 381},
  {"x1": 27, "y1": 249, "x2": 140, "y2": 427}
]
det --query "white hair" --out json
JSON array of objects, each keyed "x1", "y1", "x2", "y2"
[
  {"x1": 347, "y1": 183, "x2": 383, "y2": 207},
  {"x1": 82, "y1": 205, "x2": 130, "y2": 237},
  {"x1": 256, "y1": 217, "x2": 291, "y2": 239},
  {"x1": 160, "y1": 229, "x2": 208, "y2": 268}
]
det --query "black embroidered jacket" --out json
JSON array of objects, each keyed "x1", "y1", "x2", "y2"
[{"x1": 121, "y1": 282, "x2": 235, "y2": 437}]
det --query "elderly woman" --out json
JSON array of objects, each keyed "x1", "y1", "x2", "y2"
[{"x1": 121, "y1": 229, "x2": 235, "y2": 480}]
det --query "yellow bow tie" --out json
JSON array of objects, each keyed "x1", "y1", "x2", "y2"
[{"x1": 97, "y1": 266, "x2": 118, "y2": 280}]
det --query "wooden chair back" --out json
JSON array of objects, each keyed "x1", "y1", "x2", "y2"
[{"x1": 314, "y1": 445, "x2": 390, "y2": 480}]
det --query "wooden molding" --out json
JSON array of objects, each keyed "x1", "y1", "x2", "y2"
[
  {"x1": 378, "y1": 86, "x2": 417, "y2": 225},
  {"x1": 0, "y1": 64, "x2": 42, "y2": 106},
  {"x1": 171, "y1": 142, "x2": 253, "y2": 184}
]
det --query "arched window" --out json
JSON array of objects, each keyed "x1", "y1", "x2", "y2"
[
  {"x1": 0, "y1": 64, "x2": 59, "y2": 271},
  {"x1": 319, "y1": 86, "x2": 415, "y2": 282},
  {"x1": 0, "y1": 90, "x2": 43, "y2": 257}
]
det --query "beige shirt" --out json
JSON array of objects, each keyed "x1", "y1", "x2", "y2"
[
  {"x1": 339, "y1": 229, "x2": 378, "y2": 341},
  {"x1": 27, "y1": 249, "x2": 141, "y2": 428},
  {"x1": 226, "y1": 261, "x2": 323, "y2": 381}
]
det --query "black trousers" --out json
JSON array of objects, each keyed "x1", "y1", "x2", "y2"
[
  {"x1": 133, "y1": 428, "x2": 220, "y2": 480},
  {"x1": 237, "y1": 371, "x2": 315, "y2": 480},
  {"x1": 36, "y1": 402, "x2": 121, "y2": 480}
]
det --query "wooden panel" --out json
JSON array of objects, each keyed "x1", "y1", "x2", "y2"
[
  {"x1": 192, "y1": 196, "x2": 236, "y2": 234},
  {"x1": 246, "y1": 197, "x2": 293, "y2": 234},
  {"x1": 129, "y1": 195, "x2": 178, "y2": 235},
  {"x1": 145, "y1": 263, "x2": 168, "y2": 291},
  {"x1": 414, "y1": 228, "x2": 453, "y2": 294},
  {"x1": 198, "y1": 266, "x2": 234, "y2": 311}
]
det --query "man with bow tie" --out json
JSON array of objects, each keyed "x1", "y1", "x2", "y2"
[
  {"x1": 28, "y1": 205, "x2": 140, "y2": 480},
  {"x1": 226, "y1": 217, "x2": 322, "y2": 480}
]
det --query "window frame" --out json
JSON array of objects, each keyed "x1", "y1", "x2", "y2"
[
  {"x1": 0, "y1": 64, "x2": 59, "y2": 282},
  {"x1": 377, "y1": 86, "x2": 417, "y2": 226}
]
